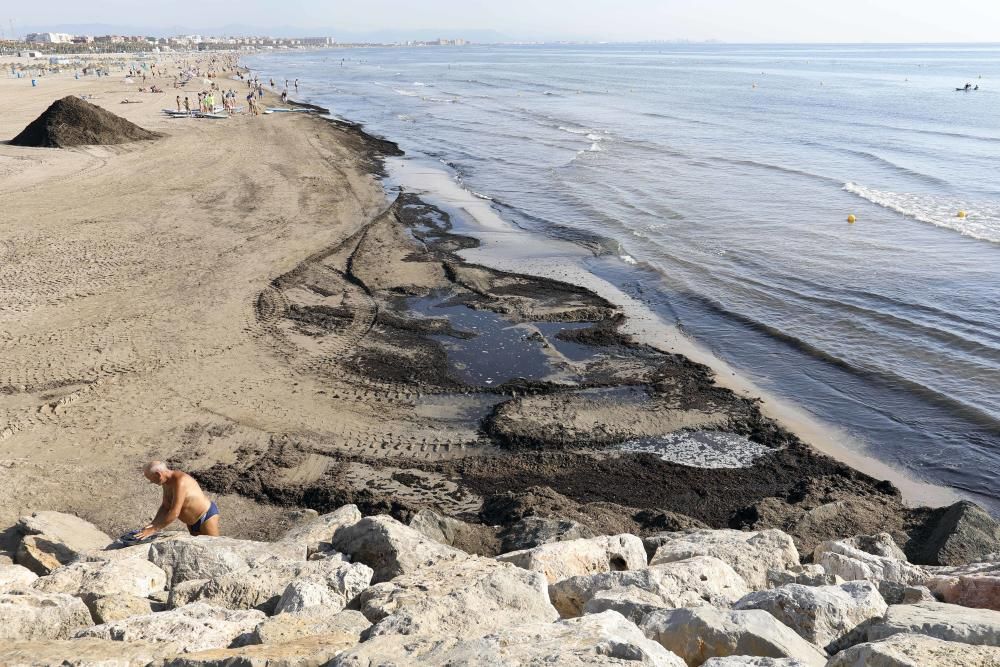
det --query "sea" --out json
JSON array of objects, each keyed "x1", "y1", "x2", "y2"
[{"x1": 244, "y1": 44, "x2": 1000, "y2": 515}]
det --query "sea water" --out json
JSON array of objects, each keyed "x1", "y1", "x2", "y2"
[{"x1": 246, "y1": 44, "x2": 1000, "y2": 514}]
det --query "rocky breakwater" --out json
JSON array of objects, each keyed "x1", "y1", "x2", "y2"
[{"x1": 0, "y1": 508, "x2": 999, "y2": 666}]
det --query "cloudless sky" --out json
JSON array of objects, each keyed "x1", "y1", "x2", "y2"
[{"x1": 10, "y1": 0, "x2": 1000, "y2": 42}]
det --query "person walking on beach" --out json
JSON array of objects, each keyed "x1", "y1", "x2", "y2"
[
  {"x1": 184, "y1": 96, "x2": 190, "y2": 113},
  {"x1": 294, "y1": 78, "x2": 299, "y2": 92},
  {"x1": 134, "y1": 461, "x2": 220, "y2": 539},
  {"x1": 176, "y1": 95, "x2": 181, "y2": 112}
]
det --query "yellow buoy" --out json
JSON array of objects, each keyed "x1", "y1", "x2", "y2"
[
  {"x1": 847, "y1": 214, "x2": 856, "y2": 224},
  {"x1": 957, "y1": 210, "x2": 967, "y2": 218}
]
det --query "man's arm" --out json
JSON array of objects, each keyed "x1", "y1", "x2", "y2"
[{"x1": 137, "y1": 482, "x2": 186, "y2": 538}]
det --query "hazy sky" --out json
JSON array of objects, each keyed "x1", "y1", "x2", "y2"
[{"x1": 11, "y1": 0, "x2": 1000, "y2": 42}]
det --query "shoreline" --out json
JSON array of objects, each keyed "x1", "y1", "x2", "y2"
[{"x1": 0, "y1": 52, "x2": 986, "y2": 566}]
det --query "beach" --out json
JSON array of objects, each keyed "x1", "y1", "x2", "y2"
[{"x1": 0, "y1": 52, "x2": 985, "y2": 560}]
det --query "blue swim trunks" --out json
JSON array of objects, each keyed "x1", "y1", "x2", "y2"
[{"x1": 187, "y1": 500, "x2": 219, "y2": 535}]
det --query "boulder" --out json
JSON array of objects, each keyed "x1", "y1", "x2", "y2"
[
  {"x1": 910, "y1": 501, "x2": 1000, "y2": 566},
  {"x1": 330, "y1": 515, "x2": 466, "y2": 583},
  {"x1": 0, "y1": 638, "x2": 178, "y2": 666},
  {"x1": 168, "y1": 579, "x2": 211, "y2": 608},
  {"x1": 550, "y1": 556, "x2": 750, "y2": 618},
  {"x1": 32, "y1": 558, "x2": 167, "y2": 598},
  {"x1": 84, "y1": 593, "x2": 157, "y2": 624},
  {"x1": 497, "y1": 534, "x2": 647, "y2": 584},
  {"x1": 583, "y1": 586, "x2": 681, "y2": 624},
  {"x1": 866, "y1": 601, "x2": 1000, "y2": 646},
  {"x1": 0, "y1": 564, "x2": 37, "y2": 592},
  {"x1": 14, "y1": 511, "x2": 112, "y2": 575},
  {"x1": 0, "y1": 591, "x2": 94, "y2": 640},
  {"x1": 498, "y1": 516, "x2": 597, "y2": 553},
  {"x1": 828, "y1": 632, "x2": 1000, "y2": 667},
  {"x1": 159, "y1": 635, "x2": 361, "y2": 666},
  {"x1": 278, "y1": 505, "x2": 361, "y2": 556},
  {"x1": 766, "y1": 565, "x2": 841, "y2": 589},
  {"x1": 359, "y1": 555, "x2": 558, "y2": 638},
  {"x1": 252, "y1": 608, "x2": 370, "y2": 645},
  {"x1": 75, "y1": 602, "x2": 266, "y2": 653},
  {"x1": 813, "y1": 540, "x2": 926, "y2": 586},
  {"x1": 734, "y1": 581, "x2": 887, "y2": 652},
  {"x1": 843, "y1": 533, "x2": 908, "y2": 561},
  {"x1": 702, "y1": 659, "x2": 811, "y2": 666},
  {"x1": 191, "y1": 558, "x2": 372, "y2": 614},
  {"x1": 407, "y1": 509, "x2": 499, "y2": 556},
  {"x1": 648, "y1": 529, "x2": 799, "y2": 590},
  {"x1": 901, "y1": 586, "x2": 937, "y2": 604},
  {"x1": 333, "y1": 610, "x2": 686, "y2": 666},
  {"x1": 149, "y1": 536, "x2": 305, "y2": 587},
  {"x1": 640, "y1": 607, "x2": 827, "y2": 667},
  {"x1": 925, "y1": 561, "x2": 1000, "y2": 611},
  {"x1": 268, "y1": 560, "x2": 372, "y2": 615}
]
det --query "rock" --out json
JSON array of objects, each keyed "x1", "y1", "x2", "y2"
[
  {"x1": 925, "y1": 561, "x2": 1000, "y2": 611},
  {"x1": 407, "y1": 509, "x2": 500, "y2": 556},
  {"x1": 0, "y1": 638, "x2": 178, "y2": 666},
  {"x1": 359, "y1": 555, "x2": 557, "y2": 638},
  {"x1": 497, "y1": 534, "x2": 647, "y2": 584},
  {"x1": 867, "y1": 601, "x2": 1000, "y2": 646},
  {"x1": 330, "y1": 515, "x2": 465, "y2": 583},
  {"x1": 583, "y1": 586, "x2": 681, "y2": 624},
  {"x1": 550, "y1": 555, "x2": 750, "y2": 618},
  {"x1": 766, "y1": 565, "x2": 841, "y2": 588},
  {"x1": 901, "y1": 585, "x2": 937, "y2": 604},
  {"x1": 844, "y1": 533, "x2": 908, "y2": 561},
  {"x1": 828, "y1": 632, "x2": 1000, "y2": 667},
  {"x1": 191, "y1": 558, "x2": 372, "y2": 615},
  {"x1": 78, "y1": 542, "x2": 157, "y2": 563},
  {"x1": 648, "y1": 529, "x2": 799, "y2": 590},
  {"x1": 640, "y1": 607, "x2": 827, "y2": 667},
  {"x1": 278, "y1": 505, "x2": 361, "y2": 556},
  {"x1": 252, "y1": 608, "x2": 370, "y2": 645},
  {"x1": 149, "y1": 536, "x2": 305, "y2": 587},
  {"x1": 334, "y1": 610, "x2": 686, "y2": 666},
  {"x1": 702, "y1": 659, "x2": 811, "y2": 666},
  {"x1": 32, "y1": 558, "x2": 167, "y2": 598},
  {"x1": 159, "y1": 635, "x2": 361, "y2": 666},
  {"x1": 480, "y1": 485, "x2": 645, "y2": 539},
  {"x1": 910, "y1": 501, "x2": 1000, "y2": 566},
  {"x1": 813, "y1": 539, "x2": 926, "y2": 586},
  {"x1": 0, "y1": 564, "x2": 37, "y2": 592},
  {"x1": 76, "y1": 602, "x2": 266, "y2": 653},
  {"x1": 168, "y1": 579, "x2": 210, "y2": 608},
  {"x1": 0, "y1": 591, "x2": 94, "y2": 640},
  {"x1": 498, "y1": 516, "x2": 597, "y2": 553},
  {"x1": 84, "y1": 593, "x2": 157, "y2": 624},
  {"x1": 14, "y1": 511, "x2": 112, "y2": 575},
  {"x1": 734, "y1": 581, "x2": 887, "y2": 652},
  {"x1": 270, "y1": 559, "x2": 372, "y2": 615}
]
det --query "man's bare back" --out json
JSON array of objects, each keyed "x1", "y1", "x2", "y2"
[{"x1": 137, "y1": 461, "x2": 220, "y2": 538}]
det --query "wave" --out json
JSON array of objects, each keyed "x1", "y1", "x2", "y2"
[
  {"x1": 838, "y1": 149, "x2": 950, "y2": 188},
  {"x1": 844, "y1": 183, "x2": 1000, "y2": 244}
]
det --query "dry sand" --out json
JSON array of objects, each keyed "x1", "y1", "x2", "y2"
[{"x1": 0, "y1": 56, "x2": 959, "y2": 557}]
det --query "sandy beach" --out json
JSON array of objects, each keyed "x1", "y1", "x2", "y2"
[{"x1": 0, "y1": 53, "x2": 978, "y2": 560}]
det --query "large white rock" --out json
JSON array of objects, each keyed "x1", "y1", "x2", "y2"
[
  {"x1": 500, "y1": 516, "x2": 597, "y2": 553},
  {"x1": 828, "y1": 632, "x2": 1000, "y2": 667},
  {"x1": 84, "y1": 593, "x2": 157, "y2": 624},
  {"x1": 648, "y1": 529, "x2": 799, "y2": 591},
  {"x1": 75, "y1": 601, "x2": 266, "y2": 653},
  {"x1": 702, "y1": 659, "x2": 812, "y2": 666},
  {"x1": 278, "y1": 505, "x2": 361, "y2": 555},
  {"x1": 640, "y1": 607, "x2": 828, "y2": 667},
  {"x1": 0, "y1": 591, "x2": 94, "y2": 641},
  {"x1": 734, "y1": 581, "x2": 887, "y2": 652},
  {"x1": 0, "y1": 564, "x2": 37, "y2": 592},
  {"x1": 359, "y1": 555, "x2": 558, "y2": 638},
  {"x1": 551, "y1": 555, "x2": 750, "y2": 618},
  {"x1": 333, "y1": 610, "x2": 686, "y2": 666},
  {"x1": 159, "y1": 634, "x2": 361, "y2": 666},
  {"x1": 271, "y1": 561, "x2": 373, "y2": 615},
  {"x1": 0, "y1": 638, "x2": 179, "y2": 666},
  {"x1": 330, "y1": 515, "x2": 466, "y2": 583},
  {"x1": 866, "y1": 601, "x2": 1000, "y2": 646},
  {"x1": 925, "y1": 561, "x2": 1000, "y2": 611},
  {"x1": 148, "y1": 536, "x2": 305, "y2": 587},
  {"x1": 497, "y1": 534, "x2": 648, "y2": 584},
  {"x1": 813, "y1": 539, "x2": 926, "y2": 586},
  {"x1": 766, "y1": 565, "x2": 842, "y2": 589},
  {"x1": 252, "y1": 608, "x2": 370, "y2": 645},
  {"x1": 191, "y1": 558, "x2": 372, "y2": 615},
  {"x1": 14, "y1": 511, "x2": 112, "y2": 575},
  {"x1": 32, "y1": 558, "x2": 167, "y2": 598}
]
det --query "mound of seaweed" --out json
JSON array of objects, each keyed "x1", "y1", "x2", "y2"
[{"x1": 11, "y1": 96, "x2": 160, "y2": 148}]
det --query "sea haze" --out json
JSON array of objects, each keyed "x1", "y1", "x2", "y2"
[{"x1": 246, "y1": 43, "x2": 1000, "y2": 514}]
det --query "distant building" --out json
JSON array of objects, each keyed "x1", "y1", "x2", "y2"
[{"x1": 26, "y1": 32, "x2": 74, "y2": 43}]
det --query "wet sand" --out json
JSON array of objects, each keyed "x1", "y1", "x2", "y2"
[{"x1": 0, "y1": 57, "x2": 961, "y2": 560}]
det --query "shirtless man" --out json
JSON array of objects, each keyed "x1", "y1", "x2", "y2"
[{"x1": 135, "y1": 461, "x2": 219, "y2": 538}]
